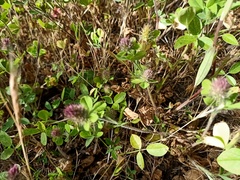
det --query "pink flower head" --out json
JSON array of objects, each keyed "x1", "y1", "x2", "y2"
[
  {"x1": 8, "y1": 164, "x2": 20, "y2": 180},
  {"x1": 119, "y1": 37, "x2": 131, "y2": 49},
  {"x1": 51, "y1": 7, "x2": 61, "y2": 18},
  {"x1": 142, "y1": 69, "x2": 153, "y2": 80},
  {"x1": 211, "y1": 77, "x2": 229, "y2": 96},
  {"x1": 63, "y1": 104, "x2": 88, "y2": 123}
]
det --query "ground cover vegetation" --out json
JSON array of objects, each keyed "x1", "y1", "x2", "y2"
[{"x1": 0, "y1": 0, "x2": 240, "y2": 179}]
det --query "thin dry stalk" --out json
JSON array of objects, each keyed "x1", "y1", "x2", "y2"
[{"x1": 9, "y1": 51, "x2": 33, "y2": 180}]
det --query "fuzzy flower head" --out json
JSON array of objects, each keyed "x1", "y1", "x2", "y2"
[
  {"x1": 8, "y1": 164, "x2": 20, "y2": 180},
  {"x1": 119, "y1": 37, "x2": 131, "y2": 50},
  {"x1": 63, "y1": 104, "x2": 88, "y2": 124},
  {"x1": 142, "y1": 69, "x2": 153, "y2": 80},
  {"x1": 211, "y1": 77, "x2": 229, "y2": 99}
]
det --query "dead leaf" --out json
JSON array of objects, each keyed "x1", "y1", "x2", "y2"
[
  {"x1": 124, "y1": 107, "x2": 139, "y2": 120},
  {"x1": 81, "y1": 155, "x2": 95, "y2": 168},
  {"x1": 184, "y1": 169, "x2": 204, "y2": 180}
]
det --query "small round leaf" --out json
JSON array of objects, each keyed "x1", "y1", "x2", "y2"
[{"x1": 146, "y1": 143, "x2": 169, "y2": 157}]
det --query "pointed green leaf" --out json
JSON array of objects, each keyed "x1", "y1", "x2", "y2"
[
  {"x1": 114, "y1": 92, "x2": 126, "y2": 104},
  {"x1": 92, "y1": 102, "x2": 107, "y2": 112},
  {"x1": 37, "y1": 19, "x2": 46, "y2": 29},
  {"x1": 103, "y1": 96, "x2": 113, "y2": 104},
  {"x1": 174, "y1": 35, "x2": 197, "y2": 49},
  {"x1": 80, "y1": 83, "x2": 89, "y2": 95},
  {"x1": 1, "y1": 2, "x2": 11, "y2": 9},
  {"x1": 222, "y1": 33, "x2": 239, "y2": 45},
  {"x1": 229, "y1": 62, "x2": 240, "y2": 74},
  {"x1": 85, "y1": 136, "x2": 94, "y2": 147},
  {"x1": 2, "y1": 118, "x2": 14, "y2": 132},
  {"x1": 130, "y1": 51, "x2": 146, "y2": 61},
  {"x1": 136, "y1": 152, "x2": 144, "y2": 170},
  {"x1": 37, "y1": 121, "x2": 46, "y2": 132},
  {"x1": 80, "y1": 131, "x2": 92, "y2": 139},
  {"x1": 131, "y1": 78, "x2": 144, "y2": 84},
  {"x1": 81, "y1": 96, "x2": 93, "y2": 111},
  {"x1": 178, "y1": 7, "x2": 195, "y2": 26},
  {"x1": 194, "y1": 47, "x2": 215, "y2": 87},
  {"x1": 146, "y1": 143, "x2": 169, "y2": 157},
  {"x1": 23, "y1": 128, "x2": 41, "y2": 136},
  {"x1": 130, "y1": 134, "x2": 142, "y2": 149},
  {"x1": 226, "y1": 75, "x2": 236, "y2": 86},
  {"x1": 189, "y1": 16, "x2": 202, "y2": 35}
]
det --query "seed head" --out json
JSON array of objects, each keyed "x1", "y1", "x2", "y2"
[{"x1": 140, "y1": 24, "x2": 151, "y2": 42}]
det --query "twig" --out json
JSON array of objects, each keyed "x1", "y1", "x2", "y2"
[{"x1": 147, "y1": 86, "x2": 156, "y2": 110}]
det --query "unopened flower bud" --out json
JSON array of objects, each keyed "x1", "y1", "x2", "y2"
[
  {"x1": 51, "y1": 128, "x2": 61, "y2": 137},
  {"x1": 1, "y1": 38, "x2": 11, "y2": 50},
  {"x1": 8, "y1": 164, "x2": 20, "y2": 180}
]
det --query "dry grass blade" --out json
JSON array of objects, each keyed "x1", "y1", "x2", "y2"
[{"x1": 9, "y1": 50, "x2": 32, "y2": 179}]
